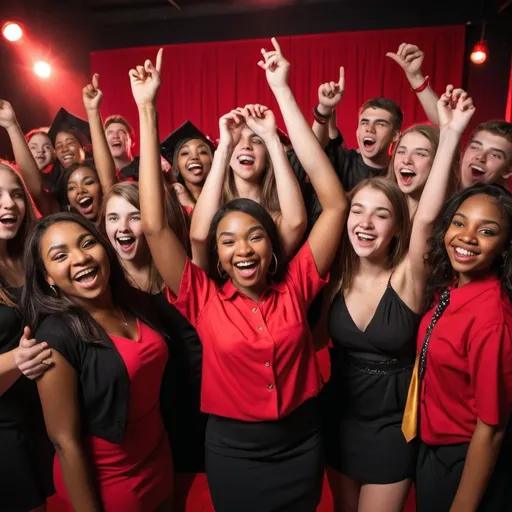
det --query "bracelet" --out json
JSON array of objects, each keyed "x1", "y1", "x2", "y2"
[
  {"x1": 313, "y1": 105, "x2": 332, "y2": 124},
  {"x1": 412, "y1": 75, "x2": 430, "y2": 93}
]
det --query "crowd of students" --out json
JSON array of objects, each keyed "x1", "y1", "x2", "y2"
[{"x1": 1, "y1": 37, "x2": 512, "y2": 512}]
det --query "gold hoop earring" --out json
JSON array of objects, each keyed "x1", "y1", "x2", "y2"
[
  {"x1": 50, "y1": 285, "x2": 58, "y2": 296},
  {"x1": 268, "y1": 253, "x2": 278, "y2": 276},
  {"x1": 217, "y1": 261, "x2": 227, "y2": 279}
]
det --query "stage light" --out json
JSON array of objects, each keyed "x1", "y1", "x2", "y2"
[
  {"x1": 34, "y1": 61, "x2": 52, "y2": 79},
  {"x1": 470, "y1": 41, "x2": 488, "y2": 65},
  {"x1": 2, "y1": 22, "x2": 23, "y2": 42}
]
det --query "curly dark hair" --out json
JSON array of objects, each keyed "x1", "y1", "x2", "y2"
[
  {"x1": 206, "y1": 198, "x2": 285, "y2": 286},
  {"x1": 425, "y1": 183, "x2": 512, "y2": 310}
]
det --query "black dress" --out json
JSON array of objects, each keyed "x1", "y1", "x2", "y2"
[
  {"x1": 0, "y1": 287, "x2": 54, "y2": 511},
  {"x1": 322, "y1": 280, "x2": 420, "y2": 483}
]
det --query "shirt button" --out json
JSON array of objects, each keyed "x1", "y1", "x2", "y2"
[
  {"x1": 252, "y1": 307, "x2": 258, "y2": 313},
  {"x1": 257, "y1": 325, "x2": 263, "y2": 331},
  {"x1": 265, "y1": 361, "x2": 270, "y2": 367},
  {"x1": 268, "y1": 384, "x2": 274, "y2": 390}
]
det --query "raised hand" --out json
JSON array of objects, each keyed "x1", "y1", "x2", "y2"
[
  {"x1": 257, "y1": 37, "x2": 290, "y2": 90},
  {"x1": 13, "y1": 327, "x2": 53, "y2": 380},
  {"x1": 0, "y1": 99, "x2": 17, "y2": 129},
  {"x1": 218, "y1": 109, "x2": 246, "y2": 148},
  {"x1": 386, "y1": 43, "x2": 424, "y2": 79},
  {"x1": 241, "y1": 104, "x2": 276, "y2": 142},
  {"x1": 129, "y1": 48, "x2": 163, "y2": 106},
  {"x1": 318, "y1": 67, "x2": 345, "y2": 112},
  {"x1": 437, "y1": 85, "x2": 475, "y2": 134},
  {"x1": 82, "y1": 74, "x2": 103, "y2": 112}
]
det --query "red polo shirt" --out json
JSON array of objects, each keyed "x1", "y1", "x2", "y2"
[
  {"x1": 165, "y1": 241, "x2": 327, "y2": 422},
  {"x1": 419, "y1": 275, "x2": 512, "y2": 445}
]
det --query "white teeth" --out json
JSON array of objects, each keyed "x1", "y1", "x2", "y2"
[
  {"x1": 63, "y1": 155, "x2": 73, "y2": 161},
  {"x1": 238, "y1": 155, "x2": 255, "y2": 165},
  {"x1": 79, "y1": 197, "x2": 92, "y2": 205},
  {"x1": 455, "y1": 247, "x2": 477, "y2": 257},
  {"x1": 363, "y1": 137, "x2": 375, "y2": 143},
  {"x1": 1, "y1": 215, "x2": 16, "y2": 221},
  {"x1": 74, "y1": 268, "x2": 97, "y2": 280},
  {"x1": 118, "y1": 237, "x2": 133, "y2": 242},
  {"x1": 235, "y1": 261, "x2": 256, "y2": 268},
  {"x1": 187, "y1": 163, "x2": 202, "y2": 170},
  {"x1": 470, "y1": 165, "x2": 485, "y2": 174},
  {"x1": 400, "y1": 168, "x2": 416, "y2": 175},
  {"x1": 356, "y1": 232, "x2": 376, "y2": 241}
]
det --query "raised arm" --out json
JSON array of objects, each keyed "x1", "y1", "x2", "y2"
[
  {"x1": 83, "y1": 75, "x2": 117, "y2": 192},
  {"x1": 312, "y1": 68, "x2": 344, "y2": 148},
  {"x1": 242, "y1": 103, "x2": 306, "y2": 258},
  {"x1": 386, "y1": 43, "x2": 440, "y2": 125},
  {"x1": 406, "y1": 86, "x2": 474, "y2": 290},
  {"x1": 132, "y1": 49, "x2": 187, "y2": 295},
  {"x1": 189, "y1": 109, "x2": 245, "y2": 269},
  {"x1": 0, "y1": 100, "x2": 58, "y2": 215},
  {"x1": 37, "y1": 351, "x2": 101, "y2": 511},
  {"x1": 260, "y1": 38, "x2": 347, "y2": 276}
]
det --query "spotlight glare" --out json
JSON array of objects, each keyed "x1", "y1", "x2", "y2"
[
  {"x1": 34, "y1": 61, "x2": 52, "y2": 79},
  {"x1": 2, "y1": 22, "x2": 23, "y2": 42},
  {"x1": 470, "y1": 41, "x2": 488, "y2": 65}
]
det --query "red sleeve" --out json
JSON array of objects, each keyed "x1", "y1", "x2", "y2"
[
  {"x1": 285, "y1": 241, "x2": 329, "y2": 308},
  {"x1": 468, "y1": 323, "x2": 512, "y2": 426},
  {"x1": 164, "y1": 258, "x2": 216, "y2": 327}
]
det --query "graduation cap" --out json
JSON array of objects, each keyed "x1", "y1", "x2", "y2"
[
  {"x1": 47, "y1": 108, "x2": 91, "y2": 148},
  {"x1": 160, "y1": 121, "x2": 216, "y2": 165}
]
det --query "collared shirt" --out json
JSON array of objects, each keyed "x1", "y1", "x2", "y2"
[
  {"x1": 165, "y1": 241, "x2": 327, "y2": 422},
  {"x1": 419, "y1": 275, "x2": 512, "y2": 445}
]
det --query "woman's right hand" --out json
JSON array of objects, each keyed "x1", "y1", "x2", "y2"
[
  {"x1": 129, "y1": 48, "x2": 163, "y2": 107},
  {"x1": 218, "y1": 109, "x2": 246, "y2": 149},
  {"x1": 13, "y1": 327, "x2": 52, "y2": 380}
]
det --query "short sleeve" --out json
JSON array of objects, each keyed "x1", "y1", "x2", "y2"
[
  {"x1": 164, "y1": 258, "x2": 216, "y2": 327},
  {"x1": 35, "y1": 316, "x2": 81, "y2": 371},
  {"x1": 286, "y1": 241, "x2": 329, "y2": 308},
  {"x1": 468, "y1": 323, "x2": 512, "y2": 426}
]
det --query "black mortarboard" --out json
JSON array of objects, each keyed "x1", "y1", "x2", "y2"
[
  {"x1": 47, "y1": 108, "x2": 91, "y2": 148},
  {"x1": 160, "y1": 121, "x2": 216, "y2": 165}
]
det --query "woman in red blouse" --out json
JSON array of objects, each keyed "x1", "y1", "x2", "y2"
[
  {"x1": 416, "y1": 183, "x2": 512, "y2": 511},
  {"x1": 133, "y1": 42, "x2": 347, "y2": 511}
]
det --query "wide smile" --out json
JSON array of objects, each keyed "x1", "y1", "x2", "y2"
[
  {"x1": 233, "y1": 259, "x2": 259, "y2": 279},
  {"x1": 116, "y1": 234, "x2": 136, "y2": 253},
  {"x1": 354, "y1": 231, "x2": 377, "y2": 247},
  {"x1": 73, "y1": 265, "x2": 100, "y2": 289},
  {"x1": 469, "y1": 164, "x2": 486, "y2": 181},
  {"x1": 77, "y1": 197, "x2": 94, "y2": 215},
  {"x1": 398, "y1": 168, "x2": 416, "y2": 185},
  {"x1": 0, "y1": 214, "x2": 18, "y2": 229},
  {"x1": 362, "y1": 137, "x2": 376, "y2": 152},
  {"x1": 237, "y1": 154, "x2": 256, "y2": 168},
  {"x1": 186, "y1": 162, "x2": 204, "y2": 175},
  {"x1": 452, "y1": 244, "x2": 479, "y2": 264}
]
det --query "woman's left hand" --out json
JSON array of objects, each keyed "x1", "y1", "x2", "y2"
[
  {"x1": 129, "y1": 48, "x2": 163, "y2": 107},
  {"x1": 241, "y1": 104, "x2": 277, "y2": 142}
]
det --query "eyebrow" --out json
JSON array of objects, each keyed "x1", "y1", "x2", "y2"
[
  {"x1": 107, "y1": 210, "x2": 139, "y2": 217},
  {"x1": 47, "y1": 232, "x2": 92, "y2": 255},
  {"x1": 360, "y1": 118, "x2": 390, "y2": 125},
  {"x1": 453, "y1": 212, "x2": 501, "y2": 228},
  {"x1": 397, "y1": 144, "x2": 430, "y2": 152},
  {"x1": 351, "y1": 202, "x2": 392, "y2": 214},
  {"x1": 470, "y1": 140, "x2": 507, "y2": 158},
  {"x1": 218, "y1": 225, "x2": 264, "y2": 238}
]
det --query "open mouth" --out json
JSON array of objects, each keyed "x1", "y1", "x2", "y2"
[
  {"x1": 62, "y1": 154, "x2": 74, "y2": 163},
  {"x1": 187, "y1": 163, "x2": 203, "y2": 174},
  {"x1": 0, "y1": 215, "x2": 17, "y2": 227},
  {"x1": 234, "y1": 260, "x2": 258, "y2": 278},
  {"x1": 399, "y1": 168, "x2": 416, "y2": 185},
  {"x1": 355, "y1": 231, "x2": 376, "y2": 246},
  {"x1": 238, "y1": 154, "x2": 255, "y2": 167},
  {"x1": 116, "y1": 235, "x2": 136, "y2": 252},
  {"x1": 78, "y1": 197, "x2": 94, "y2": 214},
  {"x1": 453, "y1": 245, "x2": 479, "y2": 262},
  {"x1": 110, "y1": 141, "x2": 122, "y2": 149},
  {"x1": 470, "y1": 165, "x2": 486, "y2": 179},
  {"x1": 362, "y1": 137, "x2": 376, "y2": 151},
  {"x1": 73, "y1": 266, "x2": 99, "y2": 288}
]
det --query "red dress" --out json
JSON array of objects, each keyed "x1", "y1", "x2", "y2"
[{"x1": 54, "y1": 320, "x2": 173, "y2": 511}]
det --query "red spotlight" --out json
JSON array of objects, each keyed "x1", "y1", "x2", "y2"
[
  {"x1": 2, "y1": 22, "x2": 23, "y2": 42},
  {"x1": 34, "y1": 61, "x2": 52, "y2": 79},
  {"x1": 470, "y1": 41, "x2": 488, "y2": 65}
]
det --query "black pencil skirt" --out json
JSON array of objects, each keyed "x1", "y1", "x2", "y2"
[
  {"x1": 415, "y1": 437, "x2": 512, "y2": 512},
  {"x1": 205, "y1": 399, "x2": 324, "y2": 512}
]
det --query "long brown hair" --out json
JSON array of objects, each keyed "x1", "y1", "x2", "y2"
[
  {"x1": 0, "y1": 161, "x2": 36, "y2": 307},
  {"x1": 387, "y1": 124, "x2": 459, "y2": 197},
  {"x1": 327, "y1": 177, "x2": 411, "y2": 303},
  {"x1": 98, "y1": 181, "x2": 190, "y2": 293},
  {"x1": 222, "y1": 144, "x2": 280, "y2": 216}
]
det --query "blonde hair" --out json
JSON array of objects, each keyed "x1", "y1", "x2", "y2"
[
  {"x1": 0, "y1": 161, "x2": 36, "y2": 307},
  {"x1": 222, "y1": 145, "x2": 281, "y2": 216}
]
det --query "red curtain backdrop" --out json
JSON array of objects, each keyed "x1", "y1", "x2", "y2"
[
  {"x1": 90, "y1": 25, "x2": 465, "y2": 152},
  {"x1": 507, "y1": 60, "x2": 512, "y2": 123}
]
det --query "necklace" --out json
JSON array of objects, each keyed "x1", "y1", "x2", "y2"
[{"x1": 118, "y1": 308, "x2": 128, "y2": 328}]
